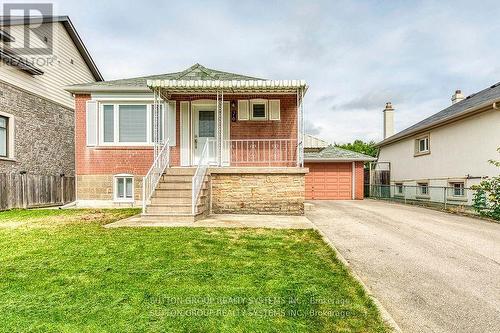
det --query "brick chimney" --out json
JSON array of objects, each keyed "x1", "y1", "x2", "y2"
[
  {"x1": 451, "y1": 89, "x2": 464, "y2": 105},
  {"x1": 383, "y1": 102, "x2": 395, "y2": 139}
]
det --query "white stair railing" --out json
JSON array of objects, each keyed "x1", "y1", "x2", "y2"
[
  {"x1": 192, "y1": 139, "x2": 211, "y2": 215},
  {"x1": 142, "y1": 138, "x2": 170, "y2": 213}
]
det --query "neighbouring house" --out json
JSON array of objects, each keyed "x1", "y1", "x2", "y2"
[
  {"x1": 66, "y1": 64, "x2": 308, "y2": 219},
  {"x1": 0, "y1": 16, "x2": 102, "y2": 210},
  {"x1": 303, "y1": 134, "x2": 376, "y2": 200},
  {"x1": 376, "y1": 84, "x2": 500, "y2": 203},
  {"x1": 0, "y1": 16, "x2": 102, "y2": 175}
]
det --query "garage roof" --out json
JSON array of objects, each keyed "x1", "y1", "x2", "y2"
[{"x1": 305, "y1": 145, "x2": 377, "y2": 162}]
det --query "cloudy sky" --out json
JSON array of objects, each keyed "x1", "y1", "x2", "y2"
[{"x1": 10, "y1": 0, "x2": 500, "y2": 143}]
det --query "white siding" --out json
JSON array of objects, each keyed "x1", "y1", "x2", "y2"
[
  {"x1": 378, "y1": 110, "x2": 500, "y2": 187},
  {"x1": 0, "y1": 22, "x2": 96, "y2": 108}
]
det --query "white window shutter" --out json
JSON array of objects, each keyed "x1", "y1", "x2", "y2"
[
  {"x1": 269, "y1": 100, "x2": 280, "y2": 121},
  {"x1": 238, "y1": 100, "x2": 249, "y2": 120},
  {"x1": 86, "y1": 100, "x2": 98, "y2": 146},
  {"x1": 166, "y1": 101, "x2": 176, "y2": 146}
]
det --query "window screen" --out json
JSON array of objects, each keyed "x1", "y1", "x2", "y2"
[
  {"x1": 119, "y1": 105, "x2": 147, "y2": 142},
  {"x1": 103, "y1": 105, "x2": 114, "y2": 142},
  {"x1": 0, "y1": 116, "x2": 7, "y2": 157}
]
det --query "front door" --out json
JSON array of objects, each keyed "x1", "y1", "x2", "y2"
[{"x1": 193, "y1": 108, "x2": 217, "y2": 165}]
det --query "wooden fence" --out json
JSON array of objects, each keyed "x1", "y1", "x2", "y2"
[{"x1": 0, "y1": 173, "x2": 75, "y2": 210}]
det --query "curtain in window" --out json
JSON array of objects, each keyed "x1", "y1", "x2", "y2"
[
  {"x1": 119, "y1": 105, "x2": 147, "y2": 142},
  {"x1": 0, "y1": 116, "x2": 7, "y2": 157},
  {"x1": 103, "y1": 105, "x2": 114, "y2": 142}
]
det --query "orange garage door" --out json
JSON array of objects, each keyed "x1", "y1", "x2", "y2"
[{"x1": 305, "y1": 162, "x2": 352, "y2": 200}]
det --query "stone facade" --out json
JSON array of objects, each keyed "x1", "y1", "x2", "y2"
[
  {"x1": 210, "y1": 171, "x2": 306, "y2": 215},
  {"x1": 76, "y1": 174, "x2": 143, "y2": 206},
  {"x1": 0, "y1": 81, "x2": 75, "y2": 175}
]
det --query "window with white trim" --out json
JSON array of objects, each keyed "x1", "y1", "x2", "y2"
[
  {"x1": 417, "y1": 182, "x2": 429, "y2": 196},
  {"x1": 100, "y1": 103, "x2": 164, "y2": 145},
  {"x1": 450, "y1": 182, "x2": 465, "y2": 197},
  {"x1": 250, "y1": 99, "x2": 268, "y2": 120},
  {"x1": 395, "y1": 183, "x2": 404, "y2": 195},
  {"x1": 114, "y1": 175, "x2": 134, "y2": 201},
  {"x1": 415, "y1": 135, "x2": 430, "y2": 155},
  {"x1": 0, "y1": 116, "x2": 7, "y2": 157}
]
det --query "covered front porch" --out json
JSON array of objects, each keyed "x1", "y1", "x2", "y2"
[
  {"x1": 142, "y1": 78, "x2": 308, "y2": 218},
  {"x1": 148, "y1": 80, "x2": 307, "y2": 168}
]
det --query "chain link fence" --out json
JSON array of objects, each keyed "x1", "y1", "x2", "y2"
[{"x1": 367, "y1": 184, "x2": 476, "y2": 211}]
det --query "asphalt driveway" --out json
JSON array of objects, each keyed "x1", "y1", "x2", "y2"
[{"x1": 307, "y1": 200, "x2": 500, "y2": 333}]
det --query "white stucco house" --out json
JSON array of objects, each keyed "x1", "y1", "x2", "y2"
[{"x1": 376, "y1": 84, "x2": 500, "y2": 203}]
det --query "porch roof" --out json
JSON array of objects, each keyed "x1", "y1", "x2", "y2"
[{"x1": 147, "y1": 79, "x2": 308, "y2": 94}]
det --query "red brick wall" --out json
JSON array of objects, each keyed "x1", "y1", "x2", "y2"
[
  {"x1": 75, "y1": 94, "x2": 297, "y2": 175},
  {"x1": 355, "y1": 161, "x2": 365, "y2": 200}
]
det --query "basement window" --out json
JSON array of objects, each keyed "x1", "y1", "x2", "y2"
[
  {"x1": 395, "y1": 183, "x2": 404, "y2": 195},
  {"x1": 450, "y1": 182, "x2": 465, "y2": 197},
  {"x1": 114, "y1": 175, "x2": 134, "y2": 201},
  {"x1": 417, "y1": 182, "x2": 429, "y2": 196}
]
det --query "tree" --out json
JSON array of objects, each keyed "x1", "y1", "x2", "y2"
[
  {"x1": 472, "y1": 147, "x2": 500, "y2": 221},
  {"x1": 335, "y1": 140, "x2": 378, "y2": 157}
]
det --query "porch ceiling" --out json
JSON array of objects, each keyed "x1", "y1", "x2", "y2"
[{"x1": 146, "y1": 79, "x2": 308, "y2": 94}]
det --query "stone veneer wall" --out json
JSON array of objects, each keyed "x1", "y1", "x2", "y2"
[
  {"x1": 77, "y1": 174, "x2": 143, "y2": 205},
  {"x1": 0, "y1": 80, "x2": 75, "y2": 175},
  {"x1": 210, "y1": 171, "x2": 305, "y2": 215}
]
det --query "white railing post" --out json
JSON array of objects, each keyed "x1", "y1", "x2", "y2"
[
  {"x1": 142, "y1": 138, "x2": 170, "y2": 214},
  {"x1": 192, "y1": 139, "x2": 211, "y2": 215}
]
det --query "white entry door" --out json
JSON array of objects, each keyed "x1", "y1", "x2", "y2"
[{"x1": 193, "y1": 108, "x2": 217, "y2": 165}]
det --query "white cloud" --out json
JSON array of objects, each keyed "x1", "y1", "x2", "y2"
[{"x1": 26, "y1": 0, "x2": 500, "y2": 143}]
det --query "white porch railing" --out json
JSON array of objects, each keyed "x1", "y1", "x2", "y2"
[
  {"x1": 192, "y1": 139, "x2": 211, "y2": 215},
  {"x1": 222, "y1": 139, "x2": 298, "y2": 166},
  {"x1": 142, "y1": 138, "x2": 170, "y2": 213}
]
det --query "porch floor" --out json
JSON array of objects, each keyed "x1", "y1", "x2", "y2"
[{"x1": 105, "y1": 214, "x2": 313, "y2": 229}]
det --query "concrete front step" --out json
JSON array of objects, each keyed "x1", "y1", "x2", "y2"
[
  {"x1": 146, "y1": 203, "x2": 206, "y2": 215},
  {"x1": 150, "y1": 195, "x2": 206, "y2": 205},
  {"x1": 164, "y1": 167, "x2": 197, "y2": 176},
  {"x1": 161, "y1": 175, "x2": 193, "y2": 182},
  {"x1": 139, "y1": 213, "x2": 205, "y2": 223},
  {"x1": 153, "y1": 188, "x2": 208, "y2": 198}
]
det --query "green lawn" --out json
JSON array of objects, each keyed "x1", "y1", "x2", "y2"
[{"x1": 0, "y1": 209, "x2": 389, "y2": 333}]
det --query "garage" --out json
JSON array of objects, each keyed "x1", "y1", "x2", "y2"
[
  {"x1": 305, "y1": 162, "x2": 353, "y2": 199},
  {"x1": 303, "y1": 136, "x2": 377, "y2": 200}
]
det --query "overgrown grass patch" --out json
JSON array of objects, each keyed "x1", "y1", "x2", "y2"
[{"x1": 0, "y1": 208, "x2": 389, "y2": 332}]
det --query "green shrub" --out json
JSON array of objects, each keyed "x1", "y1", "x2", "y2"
[{"x1": 472, "y1": 148, "x2": 500, "y2": 220}]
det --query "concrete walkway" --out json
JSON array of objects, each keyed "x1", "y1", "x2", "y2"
[
  {"x1": 307, "y1": 200, "x2": 500, "y2": 333},
  {"x1": 105, "y1": 214, "x2": 313, "y2": 229}
]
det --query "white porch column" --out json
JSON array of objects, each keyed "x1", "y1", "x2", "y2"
[
  {"x1": 296, "y1": 88, "x2": 305, "y2": 167},
  {"x1": 216, "y1": 90, "x2": 224, "y2": 166}
]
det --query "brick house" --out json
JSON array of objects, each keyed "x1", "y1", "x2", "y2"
[
  {"x1": 67, "y1": 64, "x2": 308, "y2": 219},
  {"x1": 0, "y1": 16, "x2": 102, "y2": 176},
  {"x1": 67, "y1": 64, "x2": 375, "y2": 220}
]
